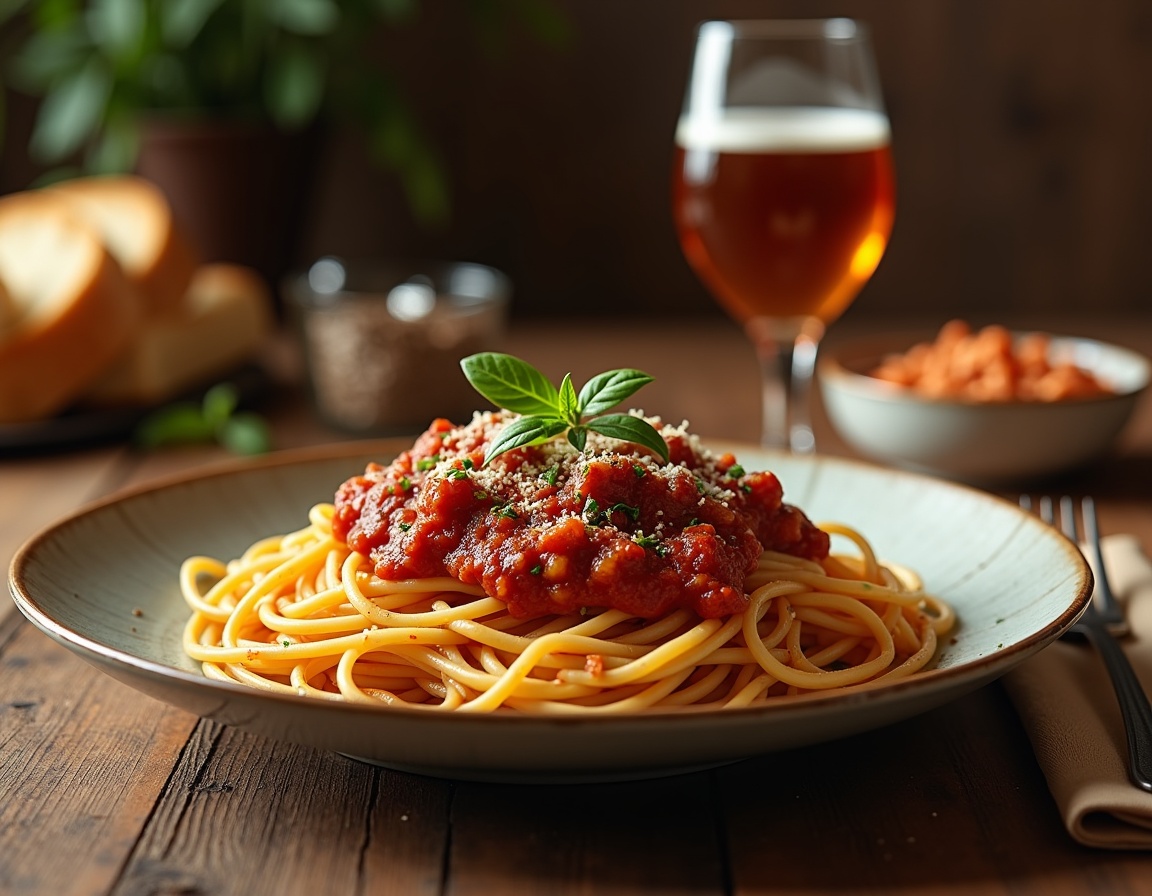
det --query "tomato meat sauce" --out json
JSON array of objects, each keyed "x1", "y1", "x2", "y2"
[{"x1": 332, "y1": 413, "x2": 829, "y2": 620}]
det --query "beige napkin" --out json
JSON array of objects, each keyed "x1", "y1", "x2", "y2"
[{"x1": 1003, "y1": 534, "x2": 1152, "y2": 849}]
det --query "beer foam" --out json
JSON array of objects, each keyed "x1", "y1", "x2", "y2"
[{"x1": 676, "y1": 106, "x2": 890, "y2": 153}]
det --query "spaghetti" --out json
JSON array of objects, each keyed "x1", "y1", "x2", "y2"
[{"x1": 180, "y1": 413, "x2": 954, "y2": 713}]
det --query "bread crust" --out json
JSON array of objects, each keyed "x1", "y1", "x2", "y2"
[
  {"x1": 0, "y1": 192, "x2": 143, "y2": 423},
  {"x1": 48, "y1": 175, "x2": 199, "y2": 316},
  {"x1": 86, "y1": 262, "x2": 272, "y2": 406}
]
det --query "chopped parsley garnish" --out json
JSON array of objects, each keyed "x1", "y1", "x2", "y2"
[
  {"x1": 416, "y1": 455, "x2": 441, "y2": 471},
  {"x1": 726, "y1": 464, "x2": 745, "y2": 478},
  {"x1": 530, "y1": 564, "x2": 543, "y2": 576},
  {"x1": 492, "y1": 503, "x2": 518, "y2": 519},
  {"x1": 541, "y1": 465, "x2": 559, "y2": 486},
  {"x1": 447, "y1": 469, "x2": 469, "y2": 481},
  {"x1": 609, "y1": 502, "x2": 640, "y2": 521},
  {"x1": 634, "y1": 534, "x2": 670, "y2": 558}
]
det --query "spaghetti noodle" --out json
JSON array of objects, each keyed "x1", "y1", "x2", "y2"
[{"x1": 180, "y1": 413, "x2": 954, "y2": 713}]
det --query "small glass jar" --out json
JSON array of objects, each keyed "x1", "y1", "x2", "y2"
[{"x1": 286, "y1": 258, "x2": 510, "y2": 434}]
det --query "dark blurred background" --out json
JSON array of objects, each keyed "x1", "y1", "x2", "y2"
[{"x1": 3, "y1": 0, "x2": 1151, "y2": 324}]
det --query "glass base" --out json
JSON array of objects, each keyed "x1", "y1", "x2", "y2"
[{"x1": 744, "y1": 316, "x2": 825, "y2": 454}]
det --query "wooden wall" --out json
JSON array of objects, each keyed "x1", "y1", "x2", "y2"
[
  {"x1": 307, "y1": 0, "x2": 1152, "y2": 323},
  {"x1": 4, "y1": 1, "x2": 1152, "y2": 323}
]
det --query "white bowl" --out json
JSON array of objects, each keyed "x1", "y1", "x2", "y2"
[{"x1": 818, "y1": 332, "x2": 1150, "y2": 483}]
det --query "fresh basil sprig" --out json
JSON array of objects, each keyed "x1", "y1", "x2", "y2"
[
  {"x1": 460, "y1": 353, "x2": 670, "y2": 465},
  {"x1": 134, "y1": 382, "x2": 271, "y2": 455}
]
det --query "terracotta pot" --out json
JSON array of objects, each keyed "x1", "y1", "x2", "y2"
[{"x1": 134, "y1": 118, "x2": 321, "y2": 300}]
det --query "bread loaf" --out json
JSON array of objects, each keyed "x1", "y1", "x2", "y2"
[
  {"x1": 86, "y1": 262, "x2": 273, "y2": 406},
  {"x1": 0, "y1": 191, "x2": 143, "y2": 423},
  {"x1": 47, "y1": 175, "x2": 198, "y2": 316}
]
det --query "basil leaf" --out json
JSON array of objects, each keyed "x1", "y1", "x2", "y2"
[
  {"x1": 461, "y1": 353, "x2": 560, "y2": 416},
  {"x1": 134, "y1": 403, "x2": 214, "y2": 448},
  {"x1": 577, "y1": 368, "x2": 654, "y2": 416},
  {"x1": 558, "y1": 373, "x2": 579, "y2": 423},
  {"x1": 585, "y1": 414, "x2": 669, "y2": 462},
  {"x1": 201, "y1": 382, "x2": 239, "y2": 428},
  {"x1": 567, "y1": 426, "x2": 587, "y2": 452},
  {"x1": 219, "y1": 413, "x2": 272, "y2": 456},
  {"x1": 484, "y1": 415, "x2": 568, "y2": 464}
]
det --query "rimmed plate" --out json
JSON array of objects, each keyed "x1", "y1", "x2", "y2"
[{"x1": 8, "y1": 441, "x2": 1091, "y2": 783}]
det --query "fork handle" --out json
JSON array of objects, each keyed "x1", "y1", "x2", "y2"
[{"x1": 1080, "y1": 623, "x2": 1152, "y2": 792}]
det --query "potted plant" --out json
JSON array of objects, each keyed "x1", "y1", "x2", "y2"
[{"x1": 0, "y1": 0, "x2": 565, "y2": 284}]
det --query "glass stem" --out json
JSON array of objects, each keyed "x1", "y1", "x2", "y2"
[{"x1": 747, "y1": 317, "x2": 825, "y2": 454}]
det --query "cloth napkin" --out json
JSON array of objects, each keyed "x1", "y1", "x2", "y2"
[{"x1": 1003, "y1": 533, "x2": 1152, "y2": 849}]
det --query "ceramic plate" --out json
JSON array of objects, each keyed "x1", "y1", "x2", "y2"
[{"x1": 8, "y1": 441, "x2": 1091, "y2": 782}]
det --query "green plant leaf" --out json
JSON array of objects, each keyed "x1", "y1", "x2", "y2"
[
  {"x1": 558, "y1": 373, "x2": 579, "y2": 423},
  {"x1": 219, "y1": 412, "x2": 272, "y2": 455},
  {"x1": 201, "y1": 382, "x2": 239, "y2": 428},
  {"x1": 161, "y1": 0, "x2": 227, "y2": 47},
  {"x1": 585, "y1": 414, "x2": 669, "y2": 462},
  {"x1": 36, "y1": 0, "x2": 79, "y2": 29},
  {"x1": 133, "y1": 382, "x2": 270, "y2": 454},
  {"x1": 461, "y1": 353, "x2": 560, "y2": 416},
  {"x1": 577, "y1": 368, "x2": 654, "y2": 417},
  {"x1": 264, "y1": 44, "x2": 325, "y2": 127},
  {"x1": 399, "y1": 147, "x2": 450, "y2": 227},
  {"x1": 86, "y1": 115, "x2": 137, "y2": 173},
  {"x1": 10, "y1": 26, "x2": 89, "y2": 89},
  {"x1": 29, "y1": 59, "x2": 111, "y2": 161},
  {"x1": 134, "y1": 402, "x2": 215, "y2": 448},
  {"x1": 88, "y1": 0, "x2": 145, "y2": 61},
  {"x1": 0, "y1": 0, "x2": 32, "y2": 25},
  {"x1": 567, "y1": 426, "x2": 587, "y2": 453},
  {"x1": 270, "y1": 0, "x2": 340, "y2": 36},
  {"x1": 483, "y1": 415, "x2": 568, "y2": 465}
]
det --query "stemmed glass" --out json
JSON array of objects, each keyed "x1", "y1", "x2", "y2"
[{"x1": 672, "y1": 18, "x2": 894, "y2": 452}]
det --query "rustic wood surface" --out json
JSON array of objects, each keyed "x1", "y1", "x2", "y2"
[{"x1": 3, "y1": 317, "x2": 1151, "y2": 895}]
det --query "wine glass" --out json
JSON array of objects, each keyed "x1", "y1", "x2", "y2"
[{"x1": 672, "y1": 18, "x2": 894, "y2": 452}]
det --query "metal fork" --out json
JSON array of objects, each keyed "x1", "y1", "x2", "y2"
[{"x1": 1021, "y1": 494, "x2": 1152, "y2": 792}]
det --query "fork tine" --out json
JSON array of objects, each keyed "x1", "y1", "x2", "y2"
[
  {"x1": 1059, "y1": 495, "x2": 1079, "y2": 544},
  {"x1": 1020, "y1": 490, "x2": 1152, "y2": 791},
  {"x1": 1035, "y1": 494, "x2": 1055, "y2": 528},
  {"x1": 1081, "y1": 495, "x2": 1128, "y2": 635}
]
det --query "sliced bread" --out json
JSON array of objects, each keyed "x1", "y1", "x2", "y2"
[
  {"x1": 47, "y1": 175, "x2": 199, "y2": 316},
  {"x1": 86, "y1": 262, "x2": 273, "y2": 406},
  {"x1": 0, "y1": 190, "x2": 143, "y2": 423}
]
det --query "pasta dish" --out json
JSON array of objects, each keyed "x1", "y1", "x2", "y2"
[{"x1": 180, "y1": 402, "x2": 955, "y2": 714}]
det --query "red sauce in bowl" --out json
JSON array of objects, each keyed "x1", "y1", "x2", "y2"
[{"x1": 333, "y1": 413, "x2": 828, "y2": 619}]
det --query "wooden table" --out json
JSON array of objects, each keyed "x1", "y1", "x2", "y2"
[{"x1": 3, "y1": 317, "x2": 1151, "y2": 895}]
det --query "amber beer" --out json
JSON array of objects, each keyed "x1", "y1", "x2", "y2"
[{"x1": 673, "y1": 106, "x2": 895, "y2": 325}]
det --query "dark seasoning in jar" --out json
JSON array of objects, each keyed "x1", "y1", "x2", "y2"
[{"x1": 292, "y1": 259, "x2": 510, "y2": 433}]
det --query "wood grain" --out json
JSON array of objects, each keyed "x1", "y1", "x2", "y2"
[
  {"x1": 0, "y1": 625, "x2": 198, "y2": 896},
  {"x1": 446, "y1": 775, "x2": 726, "y2": 896}
]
